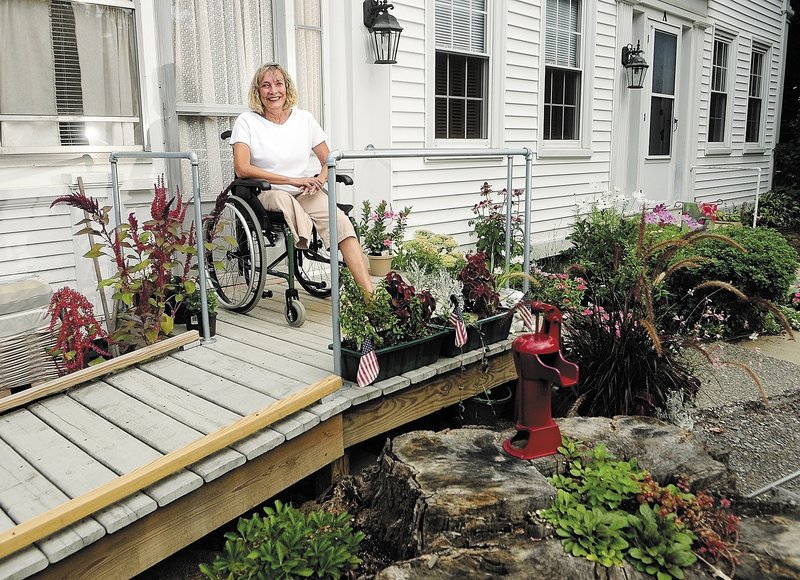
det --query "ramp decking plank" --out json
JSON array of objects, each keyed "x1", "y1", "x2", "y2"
[
  {"x1": 139, "y1": 357, "x2": 317, "y2": 442},
  {"x1": 99, "y1": 369, "x2": 285, "y2": 460},
  {"x1": 0, "y1": 509, "x2": 47, "y2": 580},
  {"x1": 68, "y1": 382, "x2": 246, "y2": 482},
  {"x1": 28, "y1": 397, "x2": 203, "y2": 507},
  {"x1": 0, "y1": 439, "x2": 105, "y2": 564},
  {"x1": 0, "y1": 410, "x2": 157, "y2": 534}
]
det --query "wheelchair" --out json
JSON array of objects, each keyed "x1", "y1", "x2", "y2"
[{"x1": 203, "y1": 130, "x2": 354, "y2": 327}]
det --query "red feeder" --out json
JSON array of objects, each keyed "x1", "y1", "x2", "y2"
[{"x1": 503, "y1": 302, "x2": 579, "y2": 460}]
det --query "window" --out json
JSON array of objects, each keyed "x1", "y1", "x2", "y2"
[
  {"x1": 0, "y1": 0, "x2": 141, "y2": 150},
  {"x1": 543, "y1": 0, "x2": 582, "y2": 141},
  {"x1": 434, "y1": 0, "x2": 488, "y2": 140},
  {"x1": 648, "y1": 30, "x2": 677, "y2": 156},
  {"x1": 295, "y1": 0, "x2": 323, "y2": 126},
  {"x1": 746, "y1": 49, "x2": 765, "y2": 144},
  {"x1": 708, "y1": 37, "x2": 730, "y2": 143}
]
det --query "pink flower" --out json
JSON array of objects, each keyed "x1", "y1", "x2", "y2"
[
  {"x1": 384, "y1": 210, "x2": 394, "y2": 219},
  {"x1": 383, "y1": 238, "x2": 392, "y2": 247}
]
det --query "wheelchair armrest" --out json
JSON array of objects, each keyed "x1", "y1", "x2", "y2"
[
  {"x1": 221, "y1": 130, "x2": 232, "y2": 140},
  {"x1": 234, "y1": 178, "x2": 271, "y2": 191},
  {"x1": 314, "y1": 173, "x2": 354, "y2": 186}
]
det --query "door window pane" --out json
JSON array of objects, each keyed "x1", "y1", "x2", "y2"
[
  {"x1": 652, "y1": 31, "x2": 677, "y2": 96},
  {"x1": 648, "y1": 96, "x2": 673, "y2": 156}
]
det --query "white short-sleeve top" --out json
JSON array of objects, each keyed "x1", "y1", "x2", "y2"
[{"x1": 230, "y1": 109, "x2": 327, "y2": 194}]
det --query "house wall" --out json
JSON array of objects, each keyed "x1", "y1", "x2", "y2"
[
  {"x1": 380, "y1": 0, "x2": 620, "y2": 258},
  {"x1": 692, "y1": 0, "x2": 787, "y2": 208}
]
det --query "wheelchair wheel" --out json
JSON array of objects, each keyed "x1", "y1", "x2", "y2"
[
  {"x1": 285, "y1": 300, "x2": 306, "y2": 327},
  {"x1": 204, "y1": 196, "x2": 267, "y2": 313},
  {"x1": 296, "y1": 235, "x2": 334, "y2": 298}
]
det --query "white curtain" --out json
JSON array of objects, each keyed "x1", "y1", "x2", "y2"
[
  {"x1": 295, "y1": 0, "x2": 323, "y2": 124},
  {"x1": 0, "y1": 0, "x2": 58, "y2": 145},
  {"x1": 173, "y1": 0, "x2": 273, "y2": 197}
]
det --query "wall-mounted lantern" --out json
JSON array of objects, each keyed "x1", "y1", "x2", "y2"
[
  {"x1": 363, "y1": 0, "x2": 403, "y2": 64},
  {"x1": 621, "y1": 41, "x2": 649, "y2": 89}
]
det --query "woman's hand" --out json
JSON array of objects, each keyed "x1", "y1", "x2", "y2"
[{"x1": 296, "y1": 176, "x2": 324, "y2": 195}]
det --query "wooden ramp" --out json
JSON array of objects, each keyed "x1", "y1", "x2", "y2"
[{"x1": 0, "y1": 293, "x2": 517, "y2": 579}]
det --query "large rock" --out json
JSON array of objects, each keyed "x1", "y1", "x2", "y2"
[
  {"x1": 356, "y1": 419, "x2": 736, "y2": 579},
  {"x1": 556, "y1": 416, "x2": 736, "y2": 493}
]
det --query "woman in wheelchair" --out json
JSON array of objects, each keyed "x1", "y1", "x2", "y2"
[{"x1": 229, "y1": 63, "x2": 373, "y2": 295}]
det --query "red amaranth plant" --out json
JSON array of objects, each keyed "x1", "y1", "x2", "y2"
[
  {"x1": 48, "y1": 287, "x2": 112, "y2": 374},
  {"x1": 51, "y1": 176, "x2": 197, "y2": 348}
]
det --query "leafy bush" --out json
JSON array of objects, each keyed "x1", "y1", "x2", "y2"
[
  {"x1": 526, "y1": 269, "x2": 587, "y2": 313},
  {"x1": 200, "y1": 500, "x2": 364, "y2": 580},
  {"x1": 393, "y1": 229, "x2": 466, "y2": 276},
  {"x1": 740, "y1": 187, "x2": 800, "y2": 231},
  {"x1": 541, "y1": 439, "x2": 738, "y2": 579},
  {"x1": 354, "y1": 200, "x2": 411, "y2": 256},
  {"x1": 665, "y1": 226, "x2": 798, "y2": 338}
]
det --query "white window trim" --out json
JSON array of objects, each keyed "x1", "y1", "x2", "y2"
[
  {"x1": 704, "y1": 29, "x2": 736, "y2": 156},
  {"x1": 425, "y1": 0, "x2": 504, "y2": 149},
  {"x1": 743, "y1": 40, "x2": 770, "y2": 155},
  {"x1": 538, "y1": 0, "x2": 595, "y2": 159}
]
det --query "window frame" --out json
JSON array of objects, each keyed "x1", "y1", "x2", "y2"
[
  {"x1": 744, "y1": 43, "x2": 768, "y2": 153},
  {"x1": 538, "y1": 0, "x2": 594, "y2": 159},
  {"x1": 0, "y1": 0, "x2": 144, "y2": 155},
  {"x1": 705, "y1": 30, "x2": 735, "y2": 155},
  {"x1": 429, "y1": 0, "x2": 492, "y2": 146}
]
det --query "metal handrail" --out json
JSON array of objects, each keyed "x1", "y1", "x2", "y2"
[
  {"x1": 326, "y1": 147, "x2": 535, "y2": 377},
  {"x1": 690, "y1": 164, "x2": 768, "y2": 228},
  {"x1": 109, "y1": 151, "x2": 214, "y2": 344}
]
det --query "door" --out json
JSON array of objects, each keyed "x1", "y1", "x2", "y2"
[{"x1": 640, "y1": 22, "x2": 681, "y2": 201}]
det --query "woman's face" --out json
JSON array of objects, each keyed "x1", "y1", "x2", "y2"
[{"x1": 258, "y1": 69, "x2": 287, "y2": 113}]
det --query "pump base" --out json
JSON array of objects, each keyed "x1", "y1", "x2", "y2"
[{"x1": 502, "y1": 421, "x2": 562, "y2": 460}]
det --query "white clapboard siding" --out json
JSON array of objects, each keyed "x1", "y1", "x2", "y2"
[{"x1": 694, "y1": 0, "x2": 784, "y2": 201}]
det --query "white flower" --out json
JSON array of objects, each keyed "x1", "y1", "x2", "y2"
[
  {"x1": 749, "y1": 332, "x2": 759, "y2": 341},
  {"x1": 632, "y1": 189, "x2": 646, "y2": 203}
]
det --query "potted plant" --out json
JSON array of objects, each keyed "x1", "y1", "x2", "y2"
[
  {"x1": 393, "y1": 229, "x2": 466, "y2": 276},
  {"x1": 354, "y1": 200, "x2": 411, "y2": 277},
  {"x1": 442, "y1": 252, "x2": 513, "y2": 356},
  {"x1": 51, "y1": 176, "x2": 197, "y2": 349},
  {"x1": 185, "y1": 284, "x2": 217, "y2": 337},
  {"x1": 337, "y1": 270, "x2": 447, "y2": 385}
]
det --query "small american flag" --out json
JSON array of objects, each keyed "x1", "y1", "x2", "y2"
[
  {"x1": 449, "y1": 298, "x2": 468, "y2": 348},
  {"x1": 517, "y1": 301, "x2": 535, "y2": 332},
  {"x1": 357, "y1": 335, "x2": 380, "y2": 387}
]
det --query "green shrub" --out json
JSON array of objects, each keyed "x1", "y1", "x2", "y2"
[
  {"x1": 199, "y1": 500, "x2": 364, "y2": 580},
  {"x1": 742, "y1": 187, "x2": 800, "y2": 230},
  {"x1": 665, "y1": 226, "x2": 798, "y2": 337}
]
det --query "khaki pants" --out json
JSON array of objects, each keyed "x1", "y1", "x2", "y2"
[{"x1": 258, "y1": 188, "x2": 356, "y2": 250}]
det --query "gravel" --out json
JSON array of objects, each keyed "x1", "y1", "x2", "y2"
[{"x1": 687, "y1": 338, "x2": 800, "y2": 498}]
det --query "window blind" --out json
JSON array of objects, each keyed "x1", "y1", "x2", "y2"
[
  {"x1": 545, "y1": 0, "x2": 581, "y2": 69},
  {"x1": 435, "y1": 0, "x2": 486, "y2": 54}
]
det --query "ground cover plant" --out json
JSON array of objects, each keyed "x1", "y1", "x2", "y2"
[
  {"x1": 540, "y1": 438, "x2": 740, "y2": 579},
  {"x1": 200, "y1": 500, "x2": 364, "y2": 580}
]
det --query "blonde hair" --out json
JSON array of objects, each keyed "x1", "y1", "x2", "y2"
[{"x1": 247, "y1": 63, "x2": 298, "y2": 114}]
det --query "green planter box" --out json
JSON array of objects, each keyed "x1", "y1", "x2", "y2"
[
  {"x1": 439, "y1": 309, "x2": 513, "y2": 358},
  {"x1": 338, "y1": 329, "x2": 449, "y2": 383}
]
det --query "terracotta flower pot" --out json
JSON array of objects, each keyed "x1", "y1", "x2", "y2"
[{"x1": 367, "y1": 254, "x2": 394, "y2": 277}]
